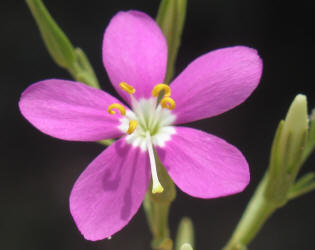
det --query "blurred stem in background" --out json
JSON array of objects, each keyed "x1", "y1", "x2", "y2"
[
  {"x1": 223, "y1": 94, "x2": 315, "y2": 250},
  {"x1": 175, "y1": 217, "x2": 194, "y2": 250},
  {"x1": 141, "y1": 1, "x2": 188, "y2": 249},
  {"x1": 156, "y1": 0, "x2": 187, "y2": 84}
]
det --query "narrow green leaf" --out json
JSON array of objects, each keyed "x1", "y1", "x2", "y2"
[
  {"x1": 26, "y1": 0, "x2": 100, "y2": 89},
  {"x1": 26, "y1": 0, "x2": 75, "y2": 69},
  {"x1": 290, "y1": 172, "x2": 315, "y2": 190},
  {"x1": 156, "y1": 0, "x2": 187, "y2": 83}
]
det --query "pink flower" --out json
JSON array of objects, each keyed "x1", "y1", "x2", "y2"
[{"x1": 19, "y1": 11, "x2": 262, "y2": 241}]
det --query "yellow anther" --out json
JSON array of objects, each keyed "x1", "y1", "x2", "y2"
[
  {"x1": 107, "y1": 103, "x2": 126, "y2": 116},
  {"x1": 161, "y1": 97, "x2": 176, "y2": 110},
  {"x1": 120, "y1": 82, "x2": 135, "y2": 94},
  {"x1": 152, "y1": 83, "x2": 171, "y2": 98},
  {"x1": 127, "y1": 120, "x2": 138, "y2": 134}
]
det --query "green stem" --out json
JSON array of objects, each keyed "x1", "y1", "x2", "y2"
[
  {"x1": 175, "y1": 217, "x2": 194, "y2": 250},
  {"x1": 223, "y1": 174, "x2": 278, "y2": 250},
  {"x1": 144, "y1": 192, "x2": 173, "y2": 250},
  {"x1": 156, "y1": 0, "x2": 187, "y2": 83},
  {"x1": 143, "y1": 152, "x2": 176, "y2": 250}
]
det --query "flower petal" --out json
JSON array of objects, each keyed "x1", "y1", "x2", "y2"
[
  {"x1": 170, "y1": 46, "x2": 263, "y2": 124},
  {"x1": 19, "y1": 79, "x2": 125, "y2": 141},
  {"x1": 70, "y1": 138, "x2": 150, "y2": 241},
  {"x1": 103, "y1": 11, "x2": 167, "y2": 104},
  {"x1": 156, "y1": 127, "x2": 250, "y2": 198}
]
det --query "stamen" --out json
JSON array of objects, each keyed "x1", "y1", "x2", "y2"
[
  {"x1": 152, "y1": 83, "x2": 171, "y2": 98},
  {"x1": 120, "y1": 82, "x2": 135, "y2": 94},
  {"x1": 161, "y1": 97, "x2": 176, "y2": 110},
  {"x1": 146, "y1": 132, "x2": 164, "y2": 194},
  {"x1": 127, "y1": 120, "x2": 138, "y2": 134},
  {"x1": 107, "y1": 103, "x2": 126, "y2": 116}
]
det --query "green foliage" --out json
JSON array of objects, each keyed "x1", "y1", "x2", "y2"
[
  {"x1": 26, "y1": 0, "x2": 100, "y2": 89},
  {"x1": 224, "y1": 94, "x2": 315, "y2": 250}
]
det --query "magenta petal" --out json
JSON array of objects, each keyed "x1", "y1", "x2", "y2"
[
  {"x1": 70, "y1": 139, "x2": 150, "y2": 241},
  {"x1": 170, "y1": 46, "x2": 263, "y2": 124},
  {"x1": 103, "y1": 11, "x2": 167, "y2": 103},
  {"x1": 156, "y1": 127, "x2": 250, "y2": 198},
  {"x1": 19, "y1": 79, "x2": 124, "y2": 141}
]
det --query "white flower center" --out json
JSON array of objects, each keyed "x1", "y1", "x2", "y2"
[
  {"x1": 119, "y1": 97, "x2": 176, "y2": 151},
  {"x1": 108, "y1": 82, "x2": 176, "y2": 193}
]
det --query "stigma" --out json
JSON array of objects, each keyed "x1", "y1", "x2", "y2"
[{"x1": 146, "y1": 132, "x2": 164, "y2": 194}]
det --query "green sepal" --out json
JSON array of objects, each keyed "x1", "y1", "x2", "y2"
[
  {"x1": 288, "y1": 172, "x2": 315, "y2": 200},
  {"x1": 156, "y1": 0, "x2": 187, "y2": 83},
  {"x1": 71, "y1": 48, "x2": 100, "y2": 89},
  {"x1": 26, "y1": 0, "x2": 75, "y2": 69},
  {"x1": 175, "y1": 217, "x2": 194, "y2": 250},
  {"x1": 97, "y1": 139, "x2": 114, "y2": 146},
  {"x1": 268, "y1": 120, "x2": 285, "y2": 178},
  {"x1": 278, "y1": 94, "x2": 308, "y2": 171},
  {"x1": 149, "y1": 151, "x2": 176, "y2": 204},
  {"x1": 265, "y1": 120, "x2": 289, "y2": 206},
  {"x1": 302, "y1": 109, "x2": 315, "y2": 163}
]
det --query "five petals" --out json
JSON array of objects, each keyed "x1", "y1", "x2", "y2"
[{"x1": 19, "y1": 10, "x2": 263, "y2": 241}]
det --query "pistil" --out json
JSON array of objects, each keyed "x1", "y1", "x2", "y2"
[{"x1": 146, "y1": 131, "x2": 164, "y2": 194}]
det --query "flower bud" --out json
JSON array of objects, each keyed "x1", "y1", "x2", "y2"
[
  {"x1": 266, "y1": 94, "x2": 308, "y2": 205},
  {"x1": 180, "y1": 243, "x2": 193, "y2": 250},
  {"x1": 279, "y1": 94, "x2": 308, "y2": 171},
  {"x1": 175, "y1": 217, "x2": 194, "y2": 250}
]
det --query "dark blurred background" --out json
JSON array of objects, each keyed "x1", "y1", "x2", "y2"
[{"x1": 1, "y1": 0, "x2": 315, "y2": 249}]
